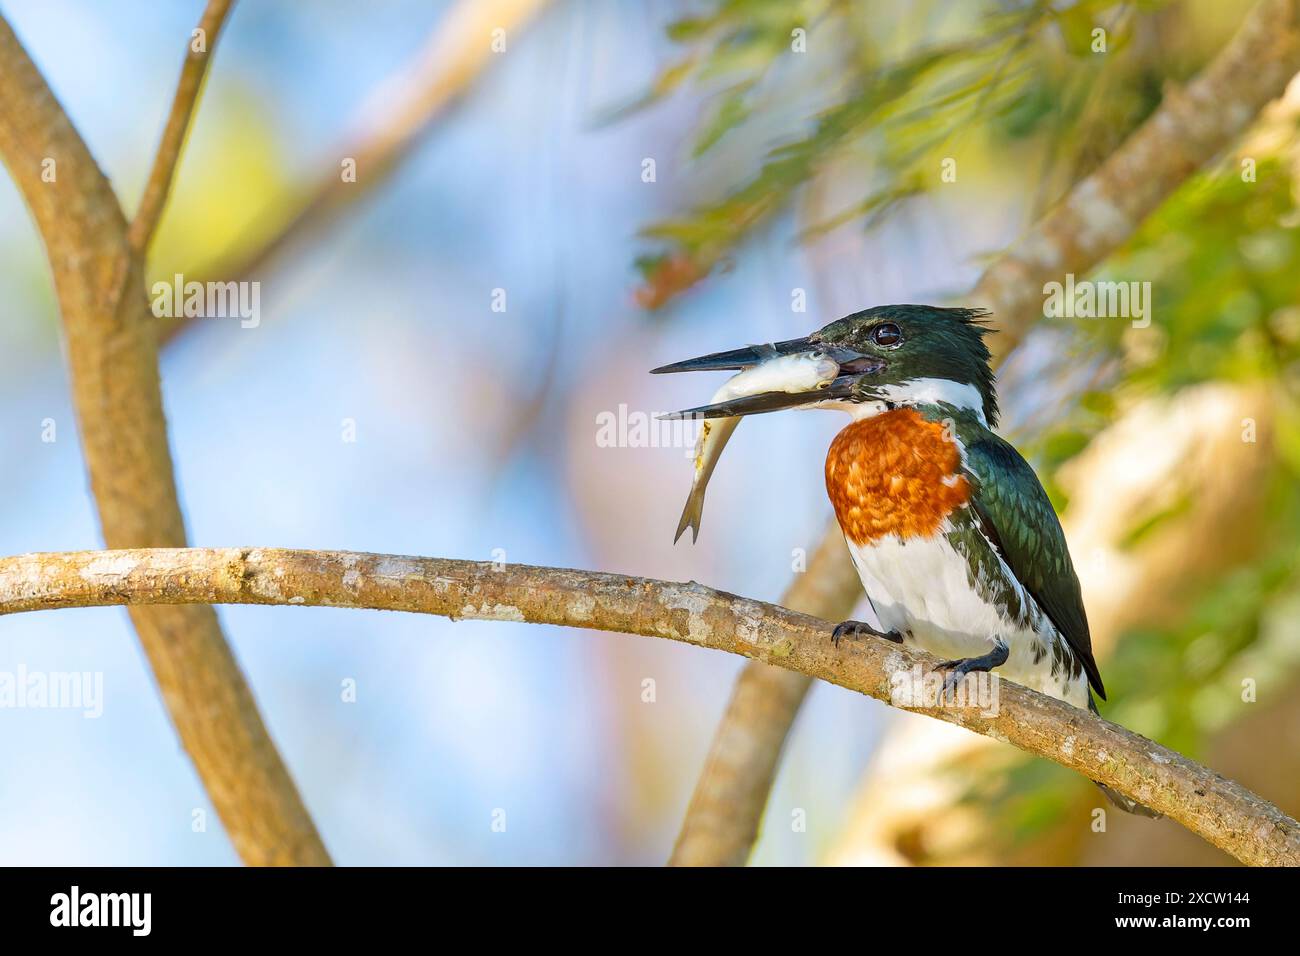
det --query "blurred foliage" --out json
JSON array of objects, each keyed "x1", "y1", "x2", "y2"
[
  {"x1": 1023, "y1": 158, "x2": 1300, "y2": 499},
  {"x1": 1093, "y1": 158, "x2": 1300, "y2": 390},
  {"x1": 148, "y1": 87, "x2": 296, "y2": 281},
  {"x1": 627, "y1": 0, "x2": 1209, "y2": 308},
  {"x1": 970, "y1": 519, "x2": 1300, "y2": 851}
]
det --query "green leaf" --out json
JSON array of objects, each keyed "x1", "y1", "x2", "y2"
[{"x1": 692, "y1": 85, "x2": 755, "y2": 156}]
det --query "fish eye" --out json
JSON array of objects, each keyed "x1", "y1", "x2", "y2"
[{"x1": 871, "y1": 322, "x2": 902, "y2": 348}]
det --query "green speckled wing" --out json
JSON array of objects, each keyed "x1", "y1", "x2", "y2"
[{"x1": 964, "y1": 433, "x2": 1104, "y2": 699}]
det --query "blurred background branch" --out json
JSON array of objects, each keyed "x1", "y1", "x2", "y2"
[
  {"x1": 668, "y1": 525, "x2": 858, "y2": 866},
  {"x1": 129, "y1": 0, "x2": 236, "y2": 254},
  {"x1": 160, "y1": 0, "x2": 551, "y2": 349}
]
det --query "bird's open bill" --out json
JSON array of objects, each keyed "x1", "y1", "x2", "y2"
[
  {"x1": 653, "y1": 334, "x2": 886, "y2": 543},
  {"x1": 652, "y1": 337, "x2": 885, "y2": 420}
]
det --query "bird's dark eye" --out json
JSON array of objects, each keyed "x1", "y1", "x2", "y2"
[{"x1": 871, "y1": 322, "x2": 902, "y2": 348}]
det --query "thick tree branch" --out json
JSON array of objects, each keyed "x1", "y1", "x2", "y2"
[
  {"x1": 674, "y1": 0, "x2": 1300, "y2": 866},
  {"x1": 0, "y1": 547, "x2": 1296, "y2": 866},
  {"x1": 0, "y1": 14, "x2": 328, "y2": 865},
  {"x1": 129, "y1": 0, "x2": 236, "y2": 254}
]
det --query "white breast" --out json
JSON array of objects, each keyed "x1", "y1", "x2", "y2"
[{"x1": 847, "y1": 528, "x2": 1089, "y2": 707}]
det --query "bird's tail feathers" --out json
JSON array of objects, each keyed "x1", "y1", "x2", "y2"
[
  {"x1": 1088, "y1": 694, "x2": 1162, "y2": 818},
  {"x1": 1094, "y1": 781, "x2": 1163, "y2": 818}
]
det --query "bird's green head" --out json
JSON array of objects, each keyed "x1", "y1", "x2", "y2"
[
  {"x1": 653, "y1": 304, "x2": 998, "y2": 427},
  {"x1": 810, "y1": 305, "x2": 998, "y2": 426}
]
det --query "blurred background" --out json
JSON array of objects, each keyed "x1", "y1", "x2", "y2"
[{"x1": 0, "y1": 0, "x2": 1297, "y2": 865}]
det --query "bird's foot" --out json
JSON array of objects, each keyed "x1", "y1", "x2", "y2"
[
  {"x1": 831, "y1": 620, "x2": 903, "y2": 649},
  {"x1": 935, "y1": 638, "x2": 1009, "y2": 700}
]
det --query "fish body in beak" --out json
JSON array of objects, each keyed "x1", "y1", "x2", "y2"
[{"x1": 654, "y1": 339, "x2": 882, "y2": 543}]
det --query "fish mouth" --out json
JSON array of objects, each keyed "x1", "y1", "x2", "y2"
[{"x1": 652, "y1": 337, "x2": 885, "y2": 419}]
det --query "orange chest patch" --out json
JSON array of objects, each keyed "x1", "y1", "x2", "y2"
[{"x1": 825, "y1": 409, "x2": 971, "y2": 546}]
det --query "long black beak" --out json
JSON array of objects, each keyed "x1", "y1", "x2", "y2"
[
  {"x1": 650, "y1": 337, "x2": 822, "y2": 374},
  {"x1": 652, "y1": 336, "x2": 884, "y2": 377}
]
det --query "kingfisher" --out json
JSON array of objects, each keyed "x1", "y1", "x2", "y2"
[{"x1": 654, "y1": 304, "x2": 1155, "y2": 815}]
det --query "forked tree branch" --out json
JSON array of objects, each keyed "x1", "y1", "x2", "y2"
[
  {"x1": 0, "y1": 12, "x2": 328, "y2": 865},
  {"x1": 673, "y1": 0, "x2": 1300, "y2": 866},
  {"x1": 160, "y1": 0, "x2": 552, "y2": 347},
  {"x1": 0, "y1": 547, "x2": 1296, "y2": 866}
]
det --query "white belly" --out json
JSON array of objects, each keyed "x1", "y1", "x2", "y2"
[{"x1": 847, "y1": 531, "x2": 1089, "y2": 707}]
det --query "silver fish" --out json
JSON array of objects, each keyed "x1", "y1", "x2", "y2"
[
  {"x1": 675, "y1": 412, "x2": 740, "y2": 544},
  {"x1": 674, "y1": 351, "x2": 841, "y2": 543}
]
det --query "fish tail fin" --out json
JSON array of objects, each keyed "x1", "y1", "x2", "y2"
[{"x1": 674, "y1": 489, "x2": 704, "y2": 544}]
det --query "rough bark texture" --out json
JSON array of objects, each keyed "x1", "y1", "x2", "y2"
[
  {"x1": 0, "y1": 547, "x2": 1295, "y2": 866},
  {"x1": 1082, "y1": 678, "x2": 1300, "y2": 866},
  {"x1": 0, "y1": 14, "x2": 328, "y2": 866},
  {"x1": 673, "y1": 0, "x2": 1300, "y2": 866}
]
